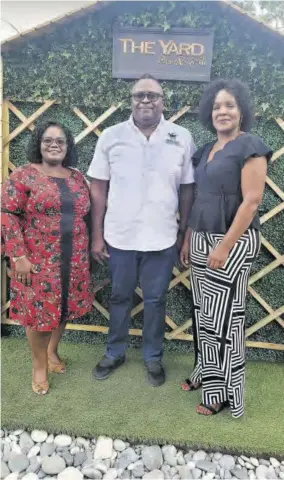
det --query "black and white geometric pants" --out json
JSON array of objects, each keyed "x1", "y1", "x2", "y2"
[{"x1": 189, "y1": 229, "x2": 261, "y2": 418}]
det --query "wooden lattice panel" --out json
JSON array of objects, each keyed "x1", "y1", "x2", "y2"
[{"x1": 1, "y1": 99, "x2": 284, "y2": 350}]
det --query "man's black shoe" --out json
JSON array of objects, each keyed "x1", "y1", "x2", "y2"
[
  {"x1": 93, "y1": 355, "x2": 126, "y2": 380},
  {"x1": 145, "y1": 360, "x2": 165, "y2": 387}
]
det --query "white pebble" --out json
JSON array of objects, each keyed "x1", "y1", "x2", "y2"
[
  {"x1": 46, "y1": 434, "x2": 54, "y2": 444},
  {"x1": 5, "y1": 474, "x2": 20, "y2": 480},
  {"x1": 76, "y1": 437, "x2": 90, "y2": 449},
  {"x1": 94, "y1": 437, "x2": 113, "y2": 460},
  {"x1": 22, "y1": 474, "x2": 39, "y2": 480},
  {"x1": 249, "y1": 472, "x2": 257, "y2": 480},
  {"x1": 54, "y1": 434, "x2": 72, "y2": 447},
  {"x1": 9, "y1": 435, "x2": 18, "y2": 442},
  {"x1": 214, "y1": 453, "x2": 223, "y2": 461},
  {"x1": 58, "y1": 466, "x2": 83, "y2": 480},
  {"x1": 31, "y1": 430, "x2": 48, "y2": 443},
  {"x1": 113, "y1": 439, "x2": 126, "y2": 452},
  {"x1": 187, "y1": 461, "x2": 196, "y2": 470},
  {"x1": 250, "y1": 458, "x2": 260, "y2": 467},
  {"x1": 270, "y1": 458, "x2": 280, "y2": 468},
  {"x1": 27, "y1": 445, "x2": 41, "y2": 458},
  {"x1": 256, "y1": 465, "x2": 270, "y2": 479},
  {"x1": 71, "y1": 446, "x2": 80, "y2": 455},
  {"x1": 13, "y1": 430, "x2": 24, "y2": 436},
  {"x1": 103, "y1": 468, "x2": 118, "y2": 480},
  {"x1": 11, "y1": 444, "x2": 22, "y2": 455}
]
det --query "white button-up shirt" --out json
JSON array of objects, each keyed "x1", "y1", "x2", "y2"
[{"x1": 87, "y1": 115, "x2": 195, "y2": 251}]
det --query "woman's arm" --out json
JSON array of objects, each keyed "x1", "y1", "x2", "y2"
[
  {"x1": 1, "y1": 169, "x2": 36, "y2": 285},
  {"x1": 1, "y1": 169, "x2": 29, "y2": 259},
  {"x1": 207, "y1": 156, "x2": 267, "y2": 269}
]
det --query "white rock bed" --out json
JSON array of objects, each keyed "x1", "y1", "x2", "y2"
[{"x1": 1, "y1": 429, "x2": 283, "y2": 480}]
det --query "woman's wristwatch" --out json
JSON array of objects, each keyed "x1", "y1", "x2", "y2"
[{"x1": 12, "y1": 255, "x2": 26, "y2": 263}]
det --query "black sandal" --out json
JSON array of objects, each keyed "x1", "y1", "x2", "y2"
[
  {"x1": 181, "y1": 378, "x2": 202, "y2": 391},
  {"x1": 196, "y1": 401, "x2": 229, "y2": 415}
]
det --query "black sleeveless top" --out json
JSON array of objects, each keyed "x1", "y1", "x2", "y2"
[{"x1": 188, "y1": 133, "x2": 273, "y2": 234}]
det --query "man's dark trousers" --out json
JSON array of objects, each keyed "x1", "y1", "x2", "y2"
[{"x1": 105, "y1": 244, "x2": 177, "y2": 363}]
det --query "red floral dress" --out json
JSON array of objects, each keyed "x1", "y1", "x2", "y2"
[{"x1": 1, "y1": 164, "x2": 94, "y2": 331}]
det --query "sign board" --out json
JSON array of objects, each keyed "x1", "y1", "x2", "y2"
[{"x1": 112, "y1": 27, "x2": 214, "y2": 82}]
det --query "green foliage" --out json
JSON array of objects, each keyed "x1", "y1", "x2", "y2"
[{"x1": 3, "y1": 1, "x2": 284, "y2": 116}]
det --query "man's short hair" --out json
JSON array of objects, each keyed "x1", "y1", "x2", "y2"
[{"x1": 138, "y1": 74, "x2": 159, "y2": 82}]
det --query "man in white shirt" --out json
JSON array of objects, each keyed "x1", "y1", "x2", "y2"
[{"x1": 88, "y1": 75, "x2": 195, "y2": 386}]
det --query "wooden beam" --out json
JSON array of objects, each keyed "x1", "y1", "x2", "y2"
[
  {"x1": 168, "y1": 106, "x2": 191, "y2": 123},
  {"x1": 275, "y1": 117, "x2": 284, "y2": 131},
  {"x1": 245, "y1": 305, "x2": 284, "y2": 337},
  {"x1": 73, "y1": 107, "x2": 102, "y2": 137},
  {"x1": 3, "y1": 100, "x2": 56, "y2": 146},
  {"x1": 75, "y1": 104, "x2": 122, "y2": 144},
  {"x1": 249, "y1": 256, "x2": 284, "y2": 285},
  {"x1": 261, "y1": 235, "x2": 281, "y2": 260},
  {"x1": 248, "y1": 286, "x2": 284, "y2": 328},
  {"x1": 260, "y1": 202, "x2": 284, "y2": 224},
  {"x1": 245, "y1": 341, "x2": 284, "y2": 350},
  {"x1": 167, "y1": 318, "x2": 193, "y2": 339},
  {"x1": 8, "y1": 101, "x2": 35, "y2": 131},
  {"x1": 2, "y1": 100, "x2": 10, "y2": 181},
  {"x1": 3, "y1": 319, "x2": 283, "y2": 349},
  {"x1": 265, "y1": 176, "x2": 284, "y2": 201}
]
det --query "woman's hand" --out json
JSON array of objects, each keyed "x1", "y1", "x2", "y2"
[
  {"x1": 14, "y1": 257, "x2": 37, "y2": 286},
  {"x1": 180, "y1": 240, "x2": 190, "y2": 268},
  {"x1": 207, "y1": 243, "x2": 230, "y2": 270}
]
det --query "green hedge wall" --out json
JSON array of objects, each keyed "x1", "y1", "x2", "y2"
[{"x1": 2, "y1": 1, "x2": 284, "y2": 360}]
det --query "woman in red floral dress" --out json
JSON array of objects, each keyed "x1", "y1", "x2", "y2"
[{"x1": 2, "y1": 121, "x2": 94, "y2": 394}]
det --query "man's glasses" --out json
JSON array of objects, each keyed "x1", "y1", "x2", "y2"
[
  {"x1": 41, "y1": 137, "x2": 67, "y2": 147},
  {"x1": 132, "y1": 92, "x2": 163, "y2": 102}
]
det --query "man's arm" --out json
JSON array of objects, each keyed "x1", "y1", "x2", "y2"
[
  {"x1": 178, "y1": 184, "x2": 194, "y2": 234},
  {"x1": 87, "y1": 131, "x2": 110, "y2": 263},
  {"x1": 90, "y1": 179, "x2": 109, "y2": 264},
  {"x1": 177, "y1": 133, "x2": 196, "y2": 249}
]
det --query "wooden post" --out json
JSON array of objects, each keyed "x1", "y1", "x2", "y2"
[{"x1": 1, "y1": 56, "x2": 9, "y2": 322}]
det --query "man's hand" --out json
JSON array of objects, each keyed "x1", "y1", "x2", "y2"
[
  {"x1": 14, "y1": 257, "x2": 37, "y2": 286},
  {"x1": 207, "y1": 243, "x2": 230, "y2": 270},
  {"x1": 180, "y1": 240, "x2": 190, "y2": 268},
  {"x1": 91, "y1": 237, "x2": 110, "y2": 265}
]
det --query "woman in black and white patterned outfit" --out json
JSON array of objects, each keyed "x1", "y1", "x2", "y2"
[{"x1": 180, "y1": 79, "x2": 272, "y2": 418}]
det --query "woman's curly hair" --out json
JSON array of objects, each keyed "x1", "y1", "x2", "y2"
[
  {"x1": 198, "y1": 79, "x2": 254, "y2": 133},
  {"x1": 27, "y1": 121, "x2": 78, "y2": 167}
]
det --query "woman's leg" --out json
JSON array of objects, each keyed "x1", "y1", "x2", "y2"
[
  {"x1": 26, "y1": 327, "x2": 51, "y2": 384},
  {"x1": 186, "y1": 231, "x2": 209, "y2": 387},
  {"x1": 196, "y1": 230, "x2": 260, "y2": 417},
  {"x1": 47, "y1": 321, "x2": 67, "y2": 368}
]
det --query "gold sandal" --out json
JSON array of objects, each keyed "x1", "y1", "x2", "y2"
[
  {"x1": 48, "y1": 359, "x2": 66, "y2": 374},
  {"x1": 32, "y1": 371, "x2": 49, "y2": 395}
]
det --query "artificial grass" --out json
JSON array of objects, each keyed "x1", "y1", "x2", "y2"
[{"x1": 2, "y1": 338, "x2": 284, "y2": 457}]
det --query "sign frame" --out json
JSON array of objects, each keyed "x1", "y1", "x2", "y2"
[{"x1": 112, "y1": 26, "x2": 214, "y2": 82}]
